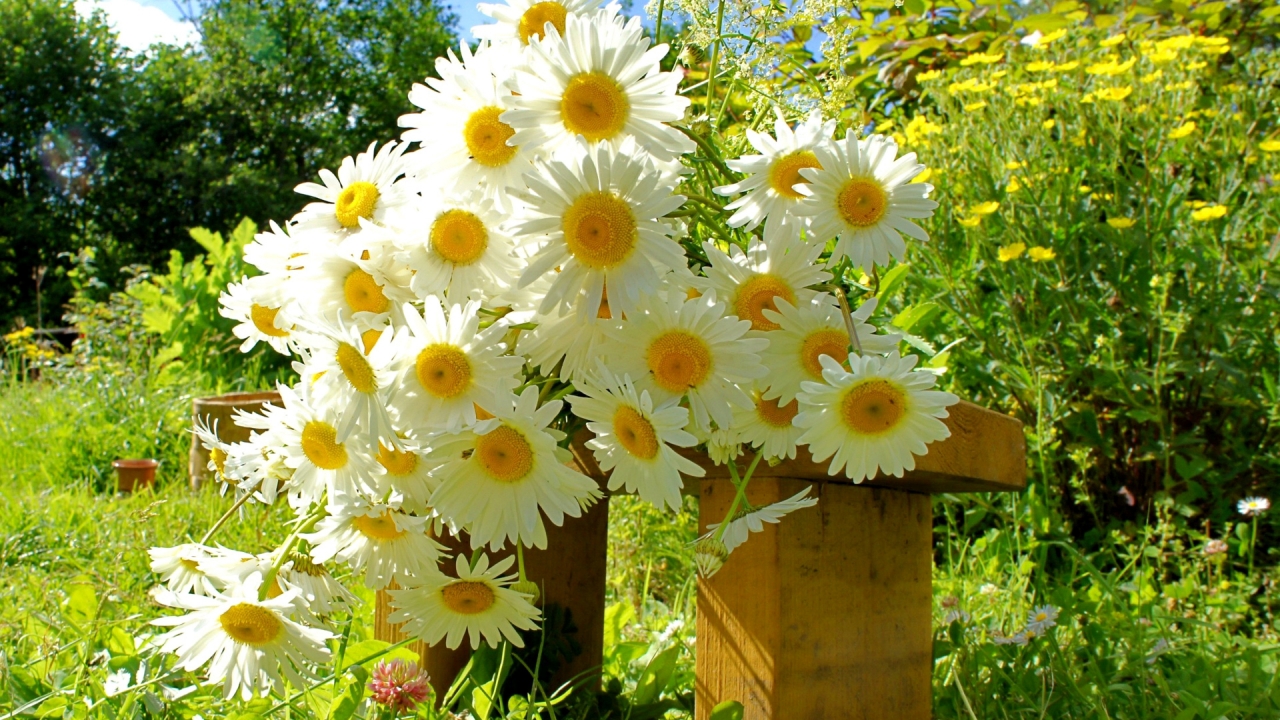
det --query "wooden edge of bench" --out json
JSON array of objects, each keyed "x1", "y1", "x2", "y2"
[{"x1": 569, "y1": 400, "x2": 1027, "y2": 495}]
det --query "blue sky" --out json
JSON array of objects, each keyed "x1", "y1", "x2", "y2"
[{"x1": 135, "y1": 0, "x2": 491, "y2": 40}]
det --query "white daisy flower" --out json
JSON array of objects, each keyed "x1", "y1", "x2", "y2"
[
  {"x1": 516, "y1": 304, "x2": 617, "y2": 384},
  {"x1": 288, "y1": 248, "x2": 415, "y2": 332},
  {"x1": 243, "y1": 220, "x2": 320, "y2": 275},
  {"x1": 151, "y1": 573, "x2": 332, "y2": 700},
  {"x1": 293, "y1": 141, "x2": 414, "y2": 234},
  {"x1": 149, "y1": 544, "x2": 223, "y2": 596},
  {"x1": 191, "y1": 416, "x2": 236, "y2": 489},
  {"x1": 714, "y1": 109, "x2": 836, "y2": 235},
  {"x1": 270, "y1": 383, "x2": 380, "y2": 504},
  {"x1": 567, "y1": 365, "x2": 704, "y2": 511},
  {"x1": 794, "y1": 352, "x2": 959, "y2": 482},
  {"x1": 512, "y1": 138, "x2": 687, "y2": 320},
  {"x1": 759, "y1": 295, "x2": 899, "y2": 404},
  {"x1": 696, "y1": 233, "x2": 831, "y2": 332},
  {"x1": 302, "y1": 320, "x2": 399, "y2": 445},
  {"x1": 219, "y1": 275, "x2": 298, "y2": 355},
  {"x1": 303, "y1": 503, "x2": 446, "y2": 590},
  {"x1": 428, "y1": 386, "x2": 603, "y2": 550},
  {"x1": 603, "y1": 291, "x2": 768, "y2": 432},
  {"x1": 388, "y1": 553, "x2": 539, "y2": 650},
  {"x1": 1238, "y1": 497, "x2": 1270, "y2": 516},
  {"x1": 399, "y1": 42, "x2": 534, "y2": 211},
  {"x1": 794, "y1": 132, "x2": 938, "y2": 270},
  {"x1": 1026, "y1": 605, "x2": 1059, "y2": 634},
  {"x1": 220, "y1": 424, "x2": 293, "y2": 506},
  {"x1": 732, "y1": 386, "x2": 805, "y2": 461},
  {"x1": 473, "y1": 0, "x2": 610, "y2": 45},
  {"x1": 693, "y1": 535, "x2": 729, "y2": 578},
  {"x1": 372, "y1": 434, "x2": 438, "y2": 514},
  {"x1": 278, "y1": 554, "x2": 360, "y2": 618},
  {"x1": 502, "y1": 11, "x2": 694, "y2": 161},
  {"x1": 702, "y1": 486, "x2": 819, "y2": 553},
  {"x1": 394, "y1": 192, "x2": 523, "y2": 302},
  {"x1": 388, "y1": 299, "x2": 524, "y2": 432}
]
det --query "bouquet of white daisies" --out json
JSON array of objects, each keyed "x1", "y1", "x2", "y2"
[{"x1": 150, "y1": 0, "x2": 955, "y2": 701}]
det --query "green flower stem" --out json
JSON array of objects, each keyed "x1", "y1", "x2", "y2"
[
  {"x1": 713, "y1": 450, "x2": 763, "y2": 545},
  {"x1": 1248, "y1": 515, "x2": 1258, "y2": 575},
  {"x1": 674, "y1": 124, "x2": 734, "y2": 179},
  {"x1": 198, "y1": 485, "x2": 257, "y2": 545},
  {"x1": 654, "y1": 0, "x2": 664, "y2": 45},
  {"x1": 706, "y1": 0, "x2": 727, "y2": 118},
  {"x1": 517, "y1": 542, "x2": 527, "y2": 582},
  {"x1": 259, "y1": 502, "x2": 328, "y2": 601},
  {"x1": 265, "y1": 636, "x2": 419, "y2": 714}
]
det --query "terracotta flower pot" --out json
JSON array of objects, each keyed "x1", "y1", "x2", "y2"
[{"x1": 113, "y1": 459, "x2": 159, "y2": 493}]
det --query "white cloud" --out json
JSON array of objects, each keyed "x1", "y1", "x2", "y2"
[{"x1": 76, "y1": 0, "x2": 200, "y2": 53}]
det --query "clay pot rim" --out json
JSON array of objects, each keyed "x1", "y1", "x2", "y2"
[
  {"x1": 112, "y1": 459, "x2": 160, "y2": 469},
  {"x1": 195, "y1": 391, "x2": 281, "y2": 406}
]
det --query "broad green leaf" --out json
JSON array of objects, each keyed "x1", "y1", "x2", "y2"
[
  {"x1": 892, "y1": 302, "x2": 940, "y2": 332},
  {"x1": 876, "y1": 263, "x2": 911, "y2": 301},
  {"x1": 632, "y1": 646, "x2": 680, "y2": 705},
  {"x1": 903, "y1": 0, "x2": 926, "y2": 15},
  {"x1": 327, "y1": 667, "x2": 367, "y2": 720},
  {"x1": 471, "y1": 679, "x2": 500, "y2": 719},
  {"x1": 337, "y1": 639, "x2": 418, "y2": 673},
  {"x1": 1018, "y1": 13, "x2": 1071, "y2": 32},
  {"x1": 63, "y1": 578, "x2": 96, "y2": 626},
  {"x1": 709, "y1": 700, "x2": 745, "y2": 720},
  {"x1": 604, "y1": 601, "x2": 635, "y2": 649},
  {"x1": 1050, "y1": 0, "x2": 1079, "y2": 12}
]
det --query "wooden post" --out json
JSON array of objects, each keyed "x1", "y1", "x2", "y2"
[
  {"x1": 188, "y1": 391, "x2": 282, "y2": 490},
  {"x1": 374, "y1": 484, "x2": 610, "y2": 703},
  {"x1": 693, "y1": 401, "x2": 1025, "y2": 719}
]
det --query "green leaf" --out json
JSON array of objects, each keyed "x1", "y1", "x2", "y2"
[
  {"x1": 892, "y1": 302, "x2": 940, "y2": 332},
  {"x1": 604, "y1": 601, "x2": 635, "y2": 649},
  {"x1": 632, "y1": 646, "x2": 680, "y2": 705},
  {"x1": 709, "y1": 700, "x2": 745, "y2": 720},
  {"x1": 1017, "y1": 13, "x2": 1071, "y2": 32},
  {"x1": 1050, "y1": 1, "x2": 1078, "y2": 12},
  {"x1": 876, "y1": 263, "x2": 910, "y2": 302},
  {"x1": 471, "y1": 678, "x2": 500, "y2": 719},
  {"x1": 327, "y1": 667, "x2": 367, "y2": 720},
  {"x1": 62, "y1": 578, "x2": 96, "y2": 626},
  {"x1": 337, "y1": 639, "x2": 418, "y2": 673},
  {"x1": 903, "y1": 0, "x2": 926, "y2": 15}
]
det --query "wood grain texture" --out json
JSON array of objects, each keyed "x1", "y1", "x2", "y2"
[
  {"x1": 373, "y1": 490, "x2": 610, "y2": 702},
  {"x1": 187, "y1": 391, "x2": 281, "y2": 490},
  {"x1": 691, "y1": 400, "x2": 1025, "y2": 493},
  {"x1": 696, "y1": 479, "x2": 933, "y2": 720}
]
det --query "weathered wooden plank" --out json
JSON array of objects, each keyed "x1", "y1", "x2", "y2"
[
  {"x1": 696, "y1": 479, "x2": 933, "y2": 720},
  {"x1": 572, "y1": 400, "x2": 1025, "y2": 495}
]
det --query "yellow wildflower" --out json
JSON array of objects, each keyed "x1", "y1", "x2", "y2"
[
  {"x1": 958, "y1": 216, "x2": 983, "y2": 228},
  {"x1": 1156, "y1": 35, "x2": 1196, "y2": 52},
  {"x1": 1095, "y1": 86, "x2": 1133, "y2": 101},
  {"x1": 1140, "y1": 70, "x2": 1163, "y2": 83},
  {"x1": 1081, "y1": 91, "x2": 1096, "y2": 104},
  {"x1": 1042, "y1": 118, "x2": 1056, "y2": 130},
  {"x1": 1191, "y1": 204, "x2": 1227, "y2": 221},
  {"x1": 1186, "y1": 61, "x2": 1207, "y2": 71},
  {"x1": 1007, "y1": 175, "x2": 1022, "y2": 193},
  {"x1": 1055, "y1": 61, "x2": 1080, "y2": 72},
  {"x1": 1005, "y1": 161, "x2": 1024, "y2": 170},
  {"x1": 948, "y1": 79, "x2": 993, "y2": 94},
  {"x1": 964, "y1": 101, "x2": 989, "y2": 112},
  {"x1": 1185, "y1": 200, "x2": 1208, "y2": 209},
  {"x1": 972, "y1": 201, "x2": 1001, "y2": 216},
  {"x1": 911, "y1": 167, "x2": 933, "y2": 184},
  {"x1": 905, "y1": 115, "x2": 943, "y2": 147},
  {"x1": 1146, "y1": 49, "x2": 1178, "y2": 63},
  {"x1": 1225, "y1": 83, "x2": 1244, "y2": 92},
  {"x1": 1028, "y1": 247, "x2": 1057, "y2": 262},
  {"x1": 1258, "y1": 140, "x2": 1280, "y2": 152},
  {"x1": 1038, "y1": 29, "x2": 1067, "y2": 46},
  {"x1": 1026, "y1": 61, "x2": 1056, "y2": 72},
  {"x1": 961, "y1": 52, "x2": 1004, "y2": 66},
  {"x1": 1165, "y1": 80, "x2": 1195, "y2": 91},
  {"x1": 1100, "y1": 33, "x2": 1126, "y2": 48},
  {"x1": 1016, "y1": 96, "x2": 1043, "y2": 107},
  {"x1": 1200, "y1": 44, "x2": 1230, "y2": 56},
  {"x1": 1078, "y1": 185, "x2": 1092, "y2": 194},
  {"x1": 918, "y1": 69, "x2": 943, "y2": 81},
  {"x1": 990, "y1": 70, "x2": 1008, "y2": 80},
  {"x1": 1168, "y1": 121, "x2": 1196, "y2": 139},
  {"x1": 997, "y1": 243, "x2": 1026, "y2": 262},
  {"x1": 1107, "y1": 217, "x2": 1136, "y2": 229},
  {"x1": 1195, "y1": 36, "x2": 1228, "y2": 47}
]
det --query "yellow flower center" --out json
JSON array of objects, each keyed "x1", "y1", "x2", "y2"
[
  {"x1": 179, "y1": 558, "x2": 201, "y2": 571},
  {"x1": 210, "y1": 447, "x2": 227, "y2": 476},
  {"x1": 431, "y1": 209, "x2": 489, "y2": 265},
  {"x1": 646, "y1": 330, "x2": 713, "y2": 394},
  {"x1": 301, "y1": 420, "x2": 348, "y2": 470},
  {"x1": 613, "y1": 405, "x2": 659, "y2": 459},
  {"x1": 218, "y1": 603, "x2": 282, "y2": 646},
  {"x1": 441, "y1": 581, "x2": 496, "y2": 615},
  {"x1": 463, "y1": 105, "x2": 519, "y2": 167},
  {"x1": 734, "y1": 274, "x2": 796, "y2": 331},
  {"x1": 250, "y1": 304, "x2": 289, "y2": 337},
  {"x1": 353, "y1": 511, "x2": 406, "y2": 541},
  {"x1": 560, "y1": 71, "x2": 630, "y2": 142},
  {"x1": 415, "y1": 344, "x2": 473, "y2": 399},
  {"x1": 836, "y1": 177, "x2": 889, "y2": 228},
  {"x1": 799, "y1": 329, "x2": 851, "y2": 379},
  {"x1": 266, "y1": 577, "x2": 284, "y2": 599},
  {"x1": 768, "y1": 151, "x2": 822, "y2": 199},
  {"x1": 474, "y1": 425, "x2": 535, "y2": 483},
  {"x1": 377, "y1": 441, "x2": 419, "y2": 477},
  {"x1": 839, "y1": 380, "x2": 907, "y2": 435},
  {"x1": 335, "y1": 181, "x2": 380, "y2": 228},
  {"x1": 562, "y1": 191, "x2": 637, "y2": 269},
  {"x1": 336, "y1": 342, "x2": 378, "y2": 393},
  {"x1": 343, "y1": 269, "x2": 390, "y2": 315},
  {"x1": 361, "y1": 329, "x2": 383, "y2": 354},
  {"x1": 517, "y1": 1, "x2": 567, "y2": 43},
  {"x1": 756, "y1": 395, "x2": 799, "y2": 428}
]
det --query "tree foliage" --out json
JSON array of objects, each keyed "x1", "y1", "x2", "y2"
[{"x1": 0, "y1": 0, "x2": 456, "y2": 328}]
